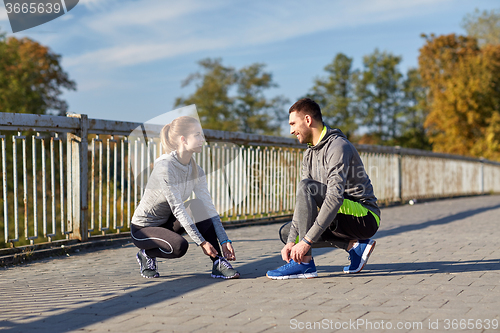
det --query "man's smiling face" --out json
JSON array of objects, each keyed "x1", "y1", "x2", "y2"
[{"x1": 289, "y1": 111, "x2": 312, "y2": 144}]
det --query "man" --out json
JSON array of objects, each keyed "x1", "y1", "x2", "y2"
[{"x1": 266, "y1": 98, "x2": 380, "y2": 279}]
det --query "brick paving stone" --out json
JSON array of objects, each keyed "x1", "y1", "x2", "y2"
[{"x1": 1, "y1": 195, "x2": 500, "y2": 332}]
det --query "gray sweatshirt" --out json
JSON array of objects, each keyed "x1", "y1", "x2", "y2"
[
  {"x1": 131, "y1": 151, "x2": 228, "y2": 245},
  {"x1": 289, "y1": 125, "x2": 380, "y2": 243}
]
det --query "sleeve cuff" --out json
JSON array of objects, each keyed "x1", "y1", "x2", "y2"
[
  {"x1": 305, "y1": 225, "x2": 324, "y2": 243},
  {"x1": 195, "y1": 236, "x2": 206, "y2": 246}
]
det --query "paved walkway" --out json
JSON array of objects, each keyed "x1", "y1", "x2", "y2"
[{"x1": 1, "y1": 195, "x2": 500, "y2": 333}]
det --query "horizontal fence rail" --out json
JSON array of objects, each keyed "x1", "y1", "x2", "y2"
[{"x1": 1, "y1": 112, "x2": 500, "y2": 248}]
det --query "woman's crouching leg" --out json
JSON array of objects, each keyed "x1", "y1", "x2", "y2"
[{"x1": 131, "y1": 224, "x2": 189, "y2": 259}]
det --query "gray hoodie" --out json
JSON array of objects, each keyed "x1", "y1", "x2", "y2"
[
  {"x1": 291, "y1": 125, "x2": 380, "y2": 243},
  {"x1": 131, "y1": 151, "x2": 228, "y2": 245}
]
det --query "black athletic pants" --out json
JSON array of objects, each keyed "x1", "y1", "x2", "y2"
[
  {"x1": 131, "y1": 199, "x2": 221, "y2": 260},
  {"x1": 280, "y1": 179, "x2": 379, "y2": 253}
]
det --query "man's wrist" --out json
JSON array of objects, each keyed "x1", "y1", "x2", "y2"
[{"x1": 301, "y1": 237, "x2": 312, "y2": 246}]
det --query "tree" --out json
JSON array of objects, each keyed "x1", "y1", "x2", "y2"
[
  {"x1": 235, "y1": 63, "x2": 289, "y2": 135},
  {"x1": 397, "y1": 68, "x2": 431, "y2": 150},
  {"x1": 0, "y1": 33, "x2": 76, "y2": 115},
  {"x1": 175, "y1": 58, "x2": 288, "y2": 135},
  {"x1": 308, "y1": 53, "x2": 358, "y2": 139},
  {"x1": 462, "y1": 8, "x2": 500, "y2": 46},
  {"x1": 175, "y1": 58, "x2": 238, "y2": 132},
  {"x1": 418, "y1": 33, "x2": 500, "y2": 160},
  {"x1": 355, "y1": 49, "x2": 405, "y2": 144}
]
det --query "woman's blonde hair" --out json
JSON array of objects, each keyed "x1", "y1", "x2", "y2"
[{"x1": 160, "y1": 116, "x2": 201, "y2": 179}]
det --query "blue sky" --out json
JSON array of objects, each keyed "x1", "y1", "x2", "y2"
[{"x1": 1, "y1": 0, "x2": 499, "y2": 127}]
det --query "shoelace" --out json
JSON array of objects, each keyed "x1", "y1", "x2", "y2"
[
  {"x1": 346, "y1": 246, "x2": 358, "y2": 262},
  {"x1": 145, "y1": 252, "x2": 157, "y2": 271},
  {"x1": 279, "y1": 260, "x2": 297, "y2": 270},
  {"x1": 217, "y1": 257, "x2": 232, "y2": 270}
]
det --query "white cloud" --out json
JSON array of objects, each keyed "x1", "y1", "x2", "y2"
[
  {"x1": 86, "y1": 0, "x2": 224, "y2": 32},
  {"x1": 61, "y1": 0, "x2": 453, "y2": 75},
  {"x1": 70, "y1": 0, "x2": 226, "y2": 40},
  {"x1": 65, "y1": 38, "x2": 229, "y2": 68},
  {"x1": 78, "y1": 0, "x2": 119, "y2": 11}
]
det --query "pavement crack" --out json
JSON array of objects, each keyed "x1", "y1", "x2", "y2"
[
  {"x1": 399, "y1": 305, "x2": 411, "y2": 314},
  {"x1": 257, "y1": 324, "x2": 278, "y2": 332},
  {"x1": 439, "y1": 300, "x2": 450, "y2": 308},
  {"x1": 344, "y1": 288, "x2": 355, "y2": 294},
  {"x1": 291, "y1": 310, "x2": 307, "y2": 319},
  {"x1": 228, "y1": 309, "x2": 246, "y2": 318}
]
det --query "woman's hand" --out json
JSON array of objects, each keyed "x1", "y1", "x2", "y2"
[
  {"x1": 222, "y1": 242, "x2": 236, "y2": 261},
  {"x1": 200, "y1": 241, "x2": 218, "y2": 258}
]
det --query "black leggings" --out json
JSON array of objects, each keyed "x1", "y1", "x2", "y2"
[
  {"x1": 131, "y1": 199, "x2": 222, "y2": 260},
  {"x1": 279, "y1": 179, "x2": 379, "y2": 252}
]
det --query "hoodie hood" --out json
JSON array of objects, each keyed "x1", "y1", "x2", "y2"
[
  {"x1": 154, "y1": 152, "x2": 170, "y2": 165},
  {"x1": 310, "y1": 125, "x2": 347, "y2": 150}
]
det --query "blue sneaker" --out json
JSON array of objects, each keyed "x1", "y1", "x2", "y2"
[
  {"x1": 266, "y1": 259, "x2": 318, "y2": 280},
  {"x1": 343, "y1": 239, "x2": 376, "y2": 274}
]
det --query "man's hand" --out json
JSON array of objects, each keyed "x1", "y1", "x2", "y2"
[
  {"x1": 281, "y1": 242, "x2": 295, "y2": 262},
  {"x1": 290, "y1": 241, "x2": 311, "y2": 264},
  {"x1": 222, "y1": 242, "x2": 236, "y2": 261}
]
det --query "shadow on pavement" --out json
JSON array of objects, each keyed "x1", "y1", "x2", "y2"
[
  {"x1": 319, "y1": 259, "x2": 500, "y2": 277},
  {"x1": 365, "y1": 258, "x2": 500, "y2": 276},
  {"x1": 3, "y1": 202, "x2": 500, "y2": 332},
  {"x1": 375, "y1": 203, "x2": 500, "y2": 239},
  {"x1": 1, "y1": 255, "x2": 285, "y2": 333}
]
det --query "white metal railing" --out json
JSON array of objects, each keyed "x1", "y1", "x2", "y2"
[{"x1": 1, "y1": 112, "x2": 500, "y2": 248}]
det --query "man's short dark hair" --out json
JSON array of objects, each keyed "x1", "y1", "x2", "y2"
[{"x1": 289, "y1": 98, "x2": 323, "y2": 123}]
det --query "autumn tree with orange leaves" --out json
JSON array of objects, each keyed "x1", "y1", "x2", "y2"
[
  {"x1": 0, "y1": 31, "x2": 76, "y2": 115},
  {"x1": 418, "y1": 34, "x2": 500, "y2": 161}
]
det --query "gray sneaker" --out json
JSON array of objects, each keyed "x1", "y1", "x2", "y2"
[
  {"x1": 136, "y1": 249, "x2": 160, "y2": 278},
  {"x1": 211, "y1": 256, "x2": 240, "y2": 279}
]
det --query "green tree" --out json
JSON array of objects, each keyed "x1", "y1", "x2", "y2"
[
  {"x1": 355, "y1": 49, "x2": 405, "y2": 144},
  {"x1": 462, "y1": 8, "x2": 500, "y2": 46},
  {"x1": 235, "y1": 63, "x2": 289, "y2": 135},
  {"x1": 175, "y1": 58, "x2": 288, "y2": 135},
  {"x1": 397, "y1": 68, "x2": 431, "y2": 150},
  {"x1": 0, "y1": 33, "x2": 76, "y2": 115},
  {"x1": 0, "y1": 32, "x2": 76, "y2": 247},
  {"x1": 175, "y1": 58, "x2": 238, "y2": 132},
  {"x1": 308, "y1": 53, "x2": 358, "y2": 139}
]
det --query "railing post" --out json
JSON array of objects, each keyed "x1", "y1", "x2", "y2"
[
  {"x1": 67, "y1": 114, "x2": 89, "y2": 241},
  {"x1": 394, "y1": 146, "x2": 402, "y2": 203},
  {"x1": 480, "y1": 157, "x2": 485, "y2": 194}
]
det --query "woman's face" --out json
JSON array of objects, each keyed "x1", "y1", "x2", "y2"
[{"x1": 182, "y1": 123, "x2": 205, "y2": 153}]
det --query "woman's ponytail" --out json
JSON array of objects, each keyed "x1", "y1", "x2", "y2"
[{"x1": 160, "y1": 123, "x2": 174, "y2": 154}]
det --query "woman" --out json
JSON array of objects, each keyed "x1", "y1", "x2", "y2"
[{"x1": 130, "y1": 116, "x2": 239, "y2": 279}]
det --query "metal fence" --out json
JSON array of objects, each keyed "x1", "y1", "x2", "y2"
[{"x1": 1, "y1": 112, "x2": 500, "y2": 248}]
